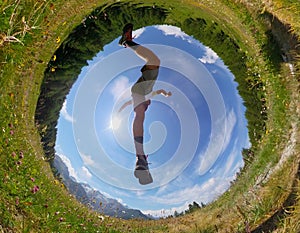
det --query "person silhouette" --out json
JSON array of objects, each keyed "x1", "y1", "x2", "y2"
[{"x1": 118, "y1": 23, "x2": 172, "y2": 184}]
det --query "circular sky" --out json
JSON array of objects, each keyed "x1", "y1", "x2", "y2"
[{"x1": 55, "y1": 25, "x2": 249, "y2": 217}]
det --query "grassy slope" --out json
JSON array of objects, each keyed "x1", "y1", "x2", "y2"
[
  {"x1": 0, "y1": 0, "x2": 299, "y2": 232},
  {"x1": 0, "y1": 1, "x2": 128, "y2": 232},
  {"x1": 155, "y1": 1, "x2": 300, "y2": 232}
]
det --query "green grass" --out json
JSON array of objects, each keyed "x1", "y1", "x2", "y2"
[{"x1": 1, "y1": 0, "x2": 299, "y2": 232}]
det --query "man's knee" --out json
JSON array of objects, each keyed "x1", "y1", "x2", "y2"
[{"x1": 151, "y1": 56, "x2": 160, "y2": 67}]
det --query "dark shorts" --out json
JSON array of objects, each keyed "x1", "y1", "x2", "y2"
[
  {"x1": 131, "y1": 67, "x2": 159, "y2": 96},
  {"x1": 132, "y1": 93, "x2": 151, "y2": 110},
  {"x1": 131, "y1": 66, "x2": 159, "y2": 110}
]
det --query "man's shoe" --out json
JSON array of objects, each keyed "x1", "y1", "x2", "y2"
[
  {"x1": 134, "y1": 155, "x2": 153, "y2": 185},
  {"x1": 135, "y1": 155, "x2": 149, "y2": 170},
  {"x1": 118, "y1": 23, "x2": 133, "y2": 46}
]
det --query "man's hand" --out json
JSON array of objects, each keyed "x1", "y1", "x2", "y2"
[{"x1": 154, "y1": 89, "x2": 172, "y2": 97}]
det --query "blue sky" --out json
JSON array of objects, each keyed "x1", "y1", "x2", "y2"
[{"x1": 55, "y1": 25, "x2": 249, "y2": 217}]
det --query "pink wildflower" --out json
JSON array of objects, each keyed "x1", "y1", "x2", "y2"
[
  {"x1": 19, "y1": 152, "x2": 24, "y2": 159},
  {"x1": 31, "y1": 185, "x2": 40, "y2": 194},
  {"x1": 16, "y1": 161, "x2": 22, "y2": 165}
]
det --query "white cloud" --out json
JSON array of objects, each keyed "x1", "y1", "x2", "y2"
[
  {"x1": 155, "y1": 25, "x2": 221, "y2": 66},
  {"x1": 60, "y1": 100, "x2": 74, "y2": 122},
  {"x1": 150, "y1": 179, "x2": 224, "y2": 205},
  {"x1": 221, "y1": 139, "x2": 244, "y2": 177},
  {"x1": 81, "y1": 153, "x2": 95, "y2": 166},
  {"x1": 142, "y1": 176, "x2": 233, "y2": 217},
  {"x1": 222, "y1": 109, "x2": 237, "y2": 154},
  {"x1": 199, "y1": 46, "x2": 219, "y2": 64},
  {"x1": 223, "y1": 148, "x2": 238, "y2": 176},
  {"x1": 197, "y1": 109, "x2": 237, "y2": 175},
  {"x1": 116, "y1": 197, "x2": 127, "y2": 206},
  {"x1": 81, "y1": 166, "x2": 92, "y2": 179},
  {"x1": 110, "y1": 76, "x2": 131, "y2": 100},
  {"x1": 143, "y1": 204, "x2": 188, "y2": 218},
  {"x1": 57, "y1": 153, "x2": 78, "y2": 180},
  {"x1": 133, "y1": 28, "x2": 145, "y2": 39},
  {"x1": 155, "y1": 25, "x2": 189, "y2": 40}
]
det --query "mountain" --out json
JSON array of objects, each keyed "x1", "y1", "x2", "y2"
[{"x1": 53, "y1": 155, "x2": 151, "y2": 220}]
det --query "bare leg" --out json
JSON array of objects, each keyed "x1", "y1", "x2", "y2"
[
  {"x1": 133, "y1": 103, "x2": 153, "y2": 184},
  {"x1": 134, "y1": 45, "x2": 160, "y2": 67},
  {"x1": 121, "y1": 24, "x2": 153, "y2": 184},
  {"x1": 125, "y1": 41, "x2": 160, "y2": 67},
  {"x1": 127, "y1": 43, "x2": 160, "y2": 157},
  {"x1": 133, "y1": 104, "x2": 146, "y2": 155}
]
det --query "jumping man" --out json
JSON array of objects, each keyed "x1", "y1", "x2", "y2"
[{"x1": 118, "y1": 23, "x2": 172, "y2": 185}]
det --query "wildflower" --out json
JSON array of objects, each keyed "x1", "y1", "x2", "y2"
[
  {"x1": 19, "y1": 151, "x2": 24, "y2": 159},
  {"x1": 59, "y1": 217, "x2": 64, "y2": 222},
  {"x1": 24, "y1": 202, "x2": 32, "y2": 206},
  {"x1": 3, "y1": 173, "x2": 9, "y2": 183},
  {"x1": 8, "y1": 93, "x2": 14, "y2": 99},
  {"x1": 56, "y1": 37, "x2": 60, "y2": 43},
  {"x1": 49, "y1": 3, "x2": 55, "y2": 11},
  {"x1": 16, "y1": 161, "x2": 22, "y2": 165},
  {"x1": 12, "y1": 152, "x2": 16, "y2": 157},
  {"x1": 55, "y1": 211, "x2": 60, "y2": 215},
  {"x1": 31, "y1": 185, "x2": 40, "y2": 194},
  {"x1": 54, "y1": 180, "x2": 59, "y2": 185},
  {"x1": 30, "y1": 177, "x2": 35, "y2": 182},
  {"x1": 98, "y1": 215, "x2": 105, "y2": 221},
  {"x1": 10, "y1": 130, "x2": 14, "y2": 135}
]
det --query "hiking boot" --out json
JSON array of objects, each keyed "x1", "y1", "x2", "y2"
[
  {"x1": 118, "y1": 23, "x2": 133, "y2": 46},
  {"x1": 135, "y1": 155, "x2": 149, "y2": 170},
  {"x1": 134, "y1": 155, "x2": 153, "y2": 185}
]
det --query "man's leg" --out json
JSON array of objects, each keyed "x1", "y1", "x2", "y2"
[
  {"x1": 126, "y1": 41, "x2": 160, "y2": 67},
  {"x1": 132, "y1": 104, "x2": 145, "y2": 156},
  {"x1": 132, "y1": 104, "x2": 153, "y2": 184},
  {"x1": 120, "y1": 24, "x2": 160, "y2": 67},
  {"x1": 120, "y1": 24, "x2": 153, "y2": 184}
]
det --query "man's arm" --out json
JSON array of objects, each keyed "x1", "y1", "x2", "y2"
[
  {"x1": 118, "y1": 100, "x2": 132, "y2": 112},
  {"x1": 118, "y1": 89, "x2": 171, "y2": 113},
  {"x1": 152, "y1": 89, "x2": 172, "y2": 97}
]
